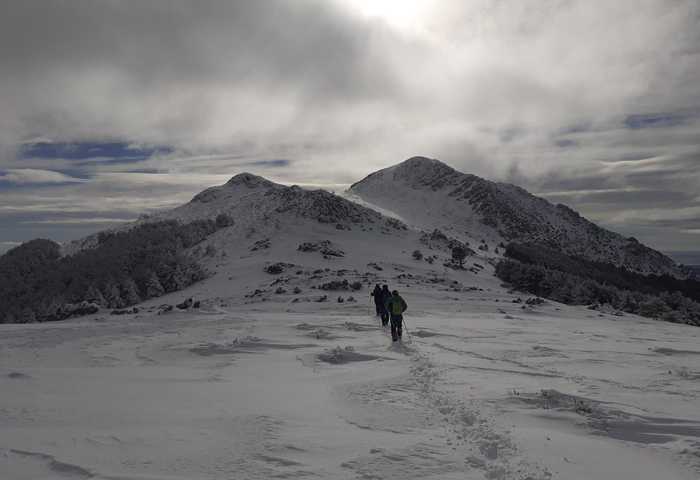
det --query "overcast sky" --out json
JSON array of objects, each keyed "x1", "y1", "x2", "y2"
[{"x1": 1, "y1": 0, "x2": 699, "y2": 255}]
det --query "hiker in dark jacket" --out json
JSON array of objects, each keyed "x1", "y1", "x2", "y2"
[
  {"x1": 380, "y1": 284, "x2": 391, "y2": 327},
  {"x1": 385, "y1": 290, "x2": 407, "y2": 341},
  {"x1": 371, "y1": 284, "x2": 383, "y2": 316}
]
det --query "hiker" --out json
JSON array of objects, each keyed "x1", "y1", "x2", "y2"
[
  {"x1": 380, "y1": 284, "x2": 391, "y2": 327},
  {"x1": 371, "y1": 284, "x2": 383, "y2": 316},
  {"x1": 385, "y1": 290, "x2": 407, "y2": 341}
]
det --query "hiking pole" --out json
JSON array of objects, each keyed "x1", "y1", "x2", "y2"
[{"x1": 402, "y1": 317, "x2": 412, "y2": 342}]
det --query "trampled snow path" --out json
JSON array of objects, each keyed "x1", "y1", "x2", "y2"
[{"x1": 1, "y1": 290, "x2": 699, "y2": 479}]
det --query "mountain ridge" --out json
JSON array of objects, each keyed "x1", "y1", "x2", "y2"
[
  {"x1": 1, "y1": 157, "x2": 695, "y2": 326},
  {"x1": 350, "y1": 156, "x2": 683, "y2": 278},
  {"x1": 159, "y1": 172, "x2": 405, "y2": 231},
  {"x1": 48, "y1": 157, "x2": 688, "y2": 279}
]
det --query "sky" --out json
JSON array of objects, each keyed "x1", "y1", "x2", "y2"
[{"x1": 1, "y1": 0, "x2": 699, "y2": 256}]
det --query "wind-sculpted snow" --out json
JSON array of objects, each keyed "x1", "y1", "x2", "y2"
[
  {"x1": 350, "y1": 156, "x2": 682, "y2": 277},
  {"x1": 513, "y1": 389, "x2": 700, "y2": 445},
  {"x1": 317, "y1": 345, "x2": 384, "y2": 364}
]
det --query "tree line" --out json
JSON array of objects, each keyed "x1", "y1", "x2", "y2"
[
  {"x1": 496, "y1": 242, "x2": 700, "y2": 326},
  {"x1": 0, "y1": 217, "x2": 230, "y2": 323}
]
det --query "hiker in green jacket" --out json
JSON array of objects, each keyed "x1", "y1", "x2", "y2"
[{"x1": 385, "y1": 290, "x2": 407, "y2": 342}]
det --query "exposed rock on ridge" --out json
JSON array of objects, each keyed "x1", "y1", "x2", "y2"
[{"x1": 350, "y1": 156, "x2": 682, "y2": 277}]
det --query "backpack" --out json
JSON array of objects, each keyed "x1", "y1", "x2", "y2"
[{"x1": 390, "y1": 296, "x2": 405, "y2": 315}]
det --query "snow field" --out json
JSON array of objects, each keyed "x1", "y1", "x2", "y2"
[{"x1": 2, "y1": 280, "x2": 699, "y2": 479}]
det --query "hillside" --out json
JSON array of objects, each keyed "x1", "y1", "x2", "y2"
[
  {"x1": 154, "y1": 172, "x2": 405, "y2": 231},
  {"x1": 1, "y1": 173, "x2": 415, "y2": 323},
  {"x1": 349, "y1": 157, "x2": 683, "y2": 277},
  {"x1": 62, "y1": 173, "x2": 405, "y2": 256},
  {"x1": 3, "y1": 163, "x2": 700, "y2": 479},
  {"x1": 2, "y1": 161, "x2": 696, "y2": 325}
]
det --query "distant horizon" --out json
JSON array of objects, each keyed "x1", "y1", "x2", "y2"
[{"x1": 664, "y1": 251, "x2": 700, "y2": 266}]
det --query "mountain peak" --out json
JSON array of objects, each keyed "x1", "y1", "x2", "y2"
[
  {"x1": 225, "y1": 172, "x2": 277, "y2": 189},
  {"x1": 190, "y1": 173, "x2": 279, "y2": 204},
  {"x1": 393, "y1": 156, "x2": 456, "y2": 177},
  {"x1": 399, "y1": 156, "x2": 450, "y2": 168},
  {"x1": 350, "y1": 156, "x2": 459, "y2": 191}
]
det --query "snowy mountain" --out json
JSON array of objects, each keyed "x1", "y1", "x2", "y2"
[
  {"x1": 5, "y1": 173, "x2": 414, "y2": 323},
  {"x1": 155, "y1": 172, "x2": 405, "y2": 232},
  {"x1": 8, "y1": 162, "x2": 691, "y2": 325},
  {"x1": 349, "y1": 156, "x2": 683, "y2": 277},
  {"x1": 3, "y1": 163, "x2": 700, "y2": 480},
  {"x1": 61, "y1": 172, "x2": 406, "y2": 256}
]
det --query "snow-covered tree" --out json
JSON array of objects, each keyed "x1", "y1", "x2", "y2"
[{"x1": 451, "y1": 246, "x2": 467, "y2": 267}]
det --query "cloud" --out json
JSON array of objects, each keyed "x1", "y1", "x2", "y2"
[
  {"x1": 0, "y1": 0, "x2": 699, "y2": 251},
  {"x1": 0, "y1": 241, "x2": 22, "y2": 255},
  {"x1": 0, "y1": 1, "x2": 403, "y2": 150},
  {"x1": 0, "y1": 169, "x2": 86, "y2": 185},
  {"x1": 20, "y1": 217, "x2": 135, "y2": 225}
]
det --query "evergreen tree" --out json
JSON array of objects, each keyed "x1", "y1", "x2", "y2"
[
  {"x1": 451, "y1": 246, "x2": 467, "y2": 267},
  {"x1": 145, "y1": 272, "x2": 165, "y2": 297}
]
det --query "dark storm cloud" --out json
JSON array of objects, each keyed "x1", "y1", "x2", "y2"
[
  {"x1": 0, "y1": 0, "x2": 405, "y2": 150},
  {"x1": 0, "y1": 1, "x2": 398, "y2": 99}
]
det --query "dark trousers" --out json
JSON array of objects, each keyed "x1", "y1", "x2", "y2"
[
  {"x1": 390, "y1": 314, "x2": 403, "y2": 341},
  {"x1": 381, "y1": 310, "x2": 389, "y2": 327},
  {"x1": 374, "y1": 302, "x2": 383, "y2": 316}
]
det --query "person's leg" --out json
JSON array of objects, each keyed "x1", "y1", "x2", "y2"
[
  {"x1": 382, "y1": 310, "x2": 389, "y2": 327},
  {"x1": 390, "y1": 315, "x2": 399, "y2": 341},
  {"x1": 396, "y1": 315, "x2": 403, "y2": 339}
]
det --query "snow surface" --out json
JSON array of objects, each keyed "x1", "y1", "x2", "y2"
[
  {"x1": 349, "y1": 157, "x2": 682, "y2": 277},
  {"x1": 3, "y1": 170, "x2": 700, "y2": 479}
]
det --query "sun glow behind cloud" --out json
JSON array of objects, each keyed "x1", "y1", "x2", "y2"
[{"x1": 339, "y1": 0, "x2": 437, "y2": 34}]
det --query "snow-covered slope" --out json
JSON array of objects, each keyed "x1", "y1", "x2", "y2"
[
  {"x1": 61, "y1": 172, "x2": 406, "y2": 256},
  {"x1": 3, "y1": 233, "x2": 699, "y2": 479},
  {"x1": 3, "y1": 167, "x2": 700, "y2": 479},
  {"x1": 349, "y1": 157, "x2": 682, "y2": 277},
  {"x1": 158, "y1": 172, "x2": 398, "y2": 229}
]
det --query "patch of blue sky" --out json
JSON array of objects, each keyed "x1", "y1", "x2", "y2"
[
  {"x1": 624, "y1": 111, "x2": 697, "y2": 129},
  {"x1": 20, "y1": 141, "x2": 173, "y2": 161},
  {"x1": 241, "y1": 159, "x2": 290, "y2": 168}
]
